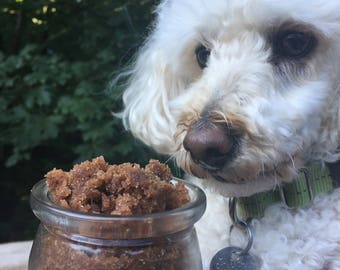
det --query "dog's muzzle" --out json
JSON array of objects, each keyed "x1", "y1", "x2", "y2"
[{"x1": 183, "y1": 118, "x2": 239, "y2": 171}]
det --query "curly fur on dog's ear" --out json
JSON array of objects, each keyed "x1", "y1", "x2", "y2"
[
  {"x1": 120, "y1": 2, "x2": 199, "y2": 155},
  {"x1": 121, "y1": 38, "x2": 179, "y2": 154}
]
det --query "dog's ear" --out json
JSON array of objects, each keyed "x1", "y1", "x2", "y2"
[{"x1": 121, "y1": 40, "x2": 180, "y2": 154}]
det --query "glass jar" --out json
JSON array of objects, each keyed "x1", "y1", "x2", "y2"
[{"x1": 29, "y1": 178, "x2": 206, "y2": 270}]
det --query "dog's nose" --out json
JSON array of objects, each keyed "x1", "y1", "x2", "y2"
[{"x1": 183, "y1": 122, "x2": 236, "y2": 170}]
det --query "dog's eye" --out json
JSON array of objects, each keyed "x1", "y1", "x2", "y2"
[
  {"x1": 195, "y1": 45, "x2": 211, "y2": 69},
  {"x1": 274, "y1": 31, "x2": 316, "y2": 60}
]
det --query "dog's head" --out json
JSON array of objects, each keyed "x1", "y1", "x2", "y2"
[{"x1": 122, "y1": 0, "x2": 340, "y2": 196}]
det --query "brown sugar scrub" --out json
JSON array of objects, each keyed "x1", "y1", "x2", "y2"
[
  {"x1": 29, "y1": 157, "x2": 205, "y2": 270},
  {"x1": 45, "y1": 156, "x2": 189, "y2": 215}
]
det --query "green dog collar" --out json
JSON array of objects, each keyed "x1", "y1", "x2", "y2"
[{"x1": 235, "y1": 164, "x2": 334, "y2": 219}]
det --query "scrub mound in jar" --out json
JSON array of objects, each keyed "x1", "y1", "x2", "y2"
[
  {"x1": 36, "y1": 157, "x2": 194, "y2": 270},
  {"x1": 45, "y1": 156, "x2": 189, "y2": 214}
]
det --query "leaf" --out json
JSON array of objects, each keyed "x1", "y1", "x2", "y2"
[{"x1": 36, "y1": 88, "x2": 52, "y2": 106}]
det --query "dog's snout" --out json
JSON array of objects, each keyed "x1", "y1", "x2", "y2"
[{"x1": 183, "y1": 122, "x2": 237, "y2": 170}]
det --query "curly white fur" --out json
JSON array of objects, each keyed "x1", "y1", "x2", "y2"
[
  {"x1": 121, "y1": 0, "x2": 340, "y2": 269},
  {"x1": 193, "y1": 177, "x2": 340, "y2": 270}
]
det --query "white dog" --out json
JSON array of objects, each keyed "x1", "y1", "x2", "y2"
[{"x1": 121, "y1": 0, "x2": 340, "y2": 269}]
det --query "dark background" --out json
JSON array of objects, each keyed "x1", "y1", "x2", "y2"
[{"x1": 0, "y1": 0, "x2": 178, "y2": 243}]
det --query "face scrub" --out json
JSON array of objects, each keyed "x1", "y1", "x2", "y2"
[{"x1": 29, "y1": 157, "x2": 206, "y2": 270}]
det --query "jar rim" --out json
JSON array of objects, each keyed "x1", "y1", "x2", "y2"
[{"x1": 30, "y1": 178, "x2": 206, "y2": 239}]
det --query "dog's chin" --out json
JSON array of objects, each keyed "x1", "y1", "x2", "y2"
[
  {"x1": 185, "y1": 161, "x2": 300, "y2": 197},
  {"x1": 201, "y1": 175, "x2": 280, "y2": 197}
]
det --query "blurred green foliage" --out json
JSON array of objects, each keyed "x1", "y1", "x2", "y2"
[{"x1": 0, "y1": 0, "x2": 164, "y2": 242}]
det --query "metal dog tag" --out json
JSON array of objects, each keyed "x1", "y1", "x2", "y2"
[{"x1": 210, "y1": 246, "x2": 258, "y2": 270}]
